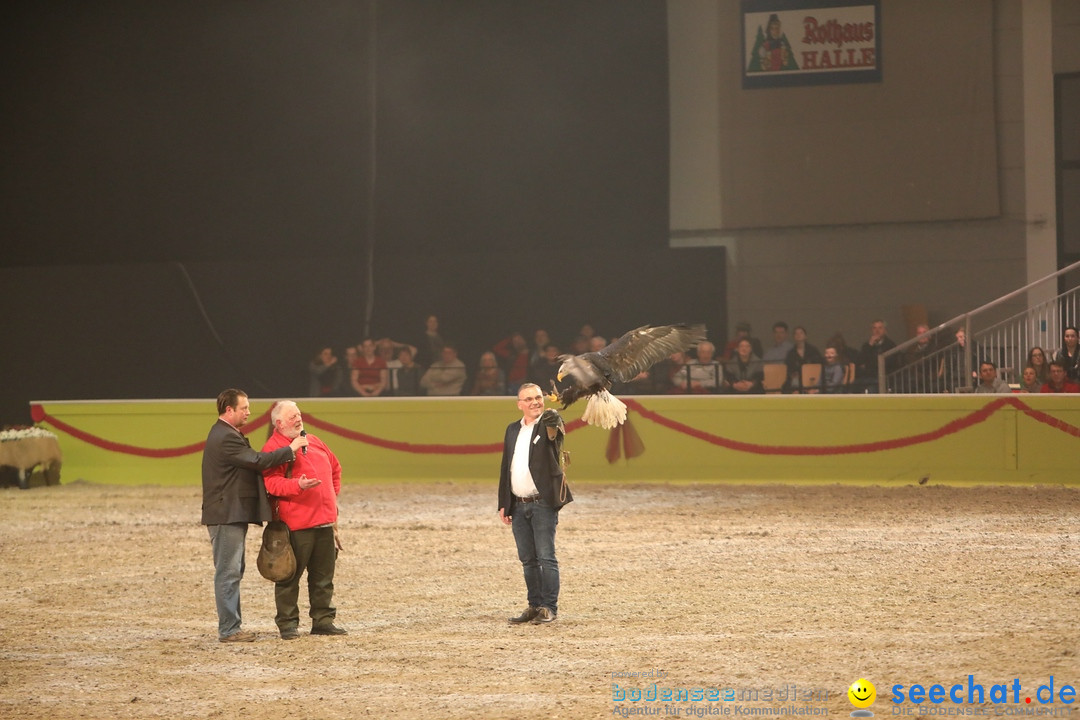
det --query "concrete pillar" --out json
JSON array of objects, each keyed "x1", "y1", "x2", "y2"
[
  {"x1": 667, "y1": 0, "x2": 740, "y2": 331},
  {"x1": 1022, "y1": 0, "x2": 1058, "y2": 294}
]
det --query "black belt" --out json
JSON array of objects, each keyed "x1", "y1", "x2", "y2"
[{"x1": 516, "y1": 494, "x2": 540, "y2": 503}]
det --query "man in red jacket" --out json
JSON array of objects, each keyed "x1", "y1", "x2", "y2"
[
  {"x1": 262, "y1": 400, "x2": 346, "y2": 640},
  {"x1": 1041, "y1": 360, "x2": 1080, "y2": 393}
]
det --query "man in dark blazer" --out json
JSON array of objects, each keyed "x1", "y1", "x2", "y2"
[
  {"x1": 201, "y1": 389, "x2": 307, "y2": 642},
  {"x1": 498, "y1": 383, "x2": 572, "y2": 625}
]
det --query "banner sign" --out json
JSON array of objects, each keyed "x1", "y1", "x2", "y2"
[{"x1": 742, "y1": 0, "x2": 881, "y2": 89}]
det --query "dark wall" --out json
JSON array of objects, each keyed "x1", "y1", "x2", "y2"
[
  {"x1": 1, "y1": 1, "x2": 724, "y2": 426},
  {"x1": 719, "y1": 0, "x2": 999, "y2": 229},
  {"x1": 2, "y1": 0, "x2": 373, "y2": 264}
]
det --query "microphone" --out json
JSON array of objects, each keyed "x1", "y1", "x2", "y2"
[{"x1": 300, "y1": 429, "x2": 307, "y2": 455}]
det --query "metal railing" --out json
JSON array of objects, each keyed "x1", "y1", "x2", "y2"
[{"x1": 879, "y1": 260, "x2": 1080, "y2": 393}]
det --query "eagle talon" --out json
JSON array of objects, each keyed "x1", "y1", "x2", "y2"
[{"x1": 546, "y1": 381, "x2": 561, "y2": 405}]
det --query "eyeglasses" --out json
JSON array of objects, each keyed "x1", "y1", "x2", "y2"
[{"x1": 518, "y1": 395, "x2": 544, "y2": 403}]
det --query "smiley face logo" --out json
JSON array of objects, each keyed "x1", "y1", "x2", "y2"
[{"x1": 848, "y1": 678, "x2": 876, "y2": 709}]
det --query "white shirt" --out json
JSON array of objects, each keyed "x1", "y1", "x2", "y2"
[
  {"x1": 687, "y1": 361, "x2": 721, "y2": 389},
  {"x1": 385, "y1": 359, "x2": 403, "y2": 391},
  {"x1": 509, "y1": 419, "x2": 539, "y2": 498}
]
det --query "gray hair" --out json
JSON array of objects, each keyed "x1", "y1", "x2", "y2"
[{"x1": 271, "y1": 400, "x2": 298, "y2": 425}]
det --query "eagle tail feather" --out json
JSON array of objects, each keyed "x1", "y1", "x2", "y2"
[{"x1": 581, "y1": 390, "x2": 627, "y2": 429}]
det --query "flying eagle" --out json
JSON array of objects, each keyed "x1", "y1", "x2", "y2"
[{"x1": 548, "y1": 323, "x2": 707, "y2": 429}]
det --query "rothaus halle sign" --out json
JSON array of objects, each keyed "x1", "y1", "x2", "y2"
[{"x1": 742, "y1": 0, "x2": 882, "y2": 89}]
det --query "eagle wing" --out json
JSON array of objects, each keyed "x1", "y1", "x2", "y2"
[{"x1": 599, "y1": 324, "x2": 707, "y2": 383}]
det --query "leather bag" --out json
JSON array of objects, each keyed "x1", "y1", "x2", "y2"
[{"x1": 256, "y1": 520, "x2": 296, "y2": 582}]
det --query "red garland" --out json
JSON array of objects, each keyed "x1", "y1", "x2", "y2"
[
  {"x1": 28, "y1": 396, "x2": 1079, "y2": 460},
  {"x1": 621, "y1": 396, "x2": 1079, "y2": 455},
  {"x1": 34, "y1": 407, "x2": 272, "y2": 459}
]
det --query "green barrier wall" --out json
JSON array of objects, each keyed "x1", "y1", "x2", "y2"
[{"x1": 29, "y1": 395, "x2": 1080, "y2": 486}]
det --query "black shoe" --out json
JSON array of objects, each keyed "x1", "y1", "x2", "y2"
[
  {"x1": 530, "y1": 607, "x2": 556, "y2": 624},
  {"x1": 508, "y1": 606, "x2": 540, "y2": 624},
  {"x1": 310, "y1": 623, "x2": 348, "y2": 636},
  {"x1": 280, "y1": 628, "x2": 299, "y2": 640}
]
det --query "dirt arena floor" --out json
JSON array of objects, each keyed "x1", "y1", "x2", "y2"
[{"x1": 1, "y1": 481, "x2": 1077, "y2": 720}]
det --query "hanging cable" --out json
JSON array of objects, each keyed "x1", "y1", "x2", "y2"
[
  {"x1": 362, "y1": 0, "x2": 379, "y2": 339},
  {"x1": 175, "y1": 262, "x2": 272, "y2": 394}
]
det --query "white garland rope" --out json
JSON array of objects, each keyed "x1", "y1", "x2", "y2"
[{"x1": 0, "y1": 426, "x2": 58, "y2": 442}]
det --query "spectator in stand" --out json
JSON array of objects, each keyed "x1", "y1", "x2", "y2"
[
  {"x1": 721, "y1": 321, "x2": 763, "y2": 362},
  {"x1": 1041, "y1": 360, "x2": 1080, "y2": 393},
  {"x1": 856, "y1": 320, "x2": 898, "y2": 392},
  {"x1": 1019, "y1": 365, "x2": 1042, "y2": 393},
  {"x1": 686, "y1": 340, "x2": 722, "y2": 393},
  {"x1": 942, "y1": 327, "x2": 979, "y2": 392},
  {"x1": 420, "y1": 344, "x2": 467, "y2": 396},
  {"x1": 416, "y1": 314, "x2": 444, "y2": 368},
  {"x1": 903, "y1": 324, "x2": 941, "y2": 393},
  {"x1": 577, "y1": 323, "x2": 596, "y2": 343},
  {"x1": 530, "y1": 329, "x2": 551, "y2": 366},
  {"x1": 653, "y1": 351, "x2": 688, "y2": 394},
  {"x1": 762, "y1": 321, "x2": 793, "y2": 364},
  {"x1": 377, "y1": 339, "x2": 401, "y2": 397},
  {"x1": 1026, "y1": 346, "x2": 1050, "y2": 386},
  {"x1": 374, "y1": 337, "x2": 417, "y2": 396},
  {"x1": 394, "y1": 347, "x2": 423, "y2": 396},
  {"x1": 493, "y1": 332, "x2": 531, "y2": 394},
  {"x1": 904, "y1": 324, "x2": 936, "y2": 362},
  {"x1": 529, "y1": 344, "x2": 562, "y2": 391},
  {"x1": 686, "y1": 338, "x2": 721, "y2": 395},
  {"x1": 589, "y1": 336, "x2": 607, "y2": 352},
  {"x1": 784, "y1": 326, "x2": 823, "y2": 393},
  {"x1": 471, "y1": 351, "x2": 508, "y2": 396},
  {"x1": 568, "y1": 334, "x2": 590, "y2": 356},
  {"x1": 974, "y1": 361, "x2": 1010, "y2": 394},
  {"x1": 379, "y1": 337, "x2": 415, "y2": 354},
  {"x1": 612, "y1": 368, "x2": 654, "y2": 396},
  {"x1": 308, "y1": 346, "x2": 344, "y2": 398},
  {"x1": 1053, "y1": 326, "x2": 1080, "y2": 381},
  {"x1": 342, "y1": 346, "x2": 359, "y2": 396},
  {"x1": 350, "y1": 338, "x2": 387, "y2": 397},
  {"x1": 825, "y1": 331, "x2": 858, "y2": 365},
  {"x1": 724, "y1": 338, "x2": 764, "y2": 394},
  {"x1": 821, "y1": 345, "x2": 846, "y2": 394}
]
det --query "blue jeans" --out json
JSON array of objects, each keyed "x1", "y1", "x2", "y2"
[
  {"x1": 208, "y1": 523, "x2": 248, "y2": 639},
  {"x1": 511, "y1": 499, "x2": 560, "y2": 614}
]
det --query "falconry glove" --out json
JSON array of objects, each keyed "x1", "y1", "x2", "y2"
[{"x1": 540, "y1": 408, "x2": 570, "y2": 469}]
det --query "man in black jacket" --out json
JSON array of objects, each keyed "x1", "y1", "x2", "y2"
[
  {"x1": 498, "y1": 383, "x2": 572, "y2": 625},
  {"x1": 856, "y1": 319, "x2": 898, "y2": 392},
  {"x1": 201, "y1": 389, "x2": 307, "y2": 642}
]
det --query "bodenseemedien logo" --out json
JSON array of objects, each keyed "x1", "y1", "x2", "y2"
[{"x1": 849, "y1": 678, "x2": 877, "y2": 717}]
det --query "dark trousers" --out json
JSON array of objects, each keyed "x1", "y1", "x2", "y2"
[{"x1": 275, "y1": 525, "x2": 337, "y2": 631}]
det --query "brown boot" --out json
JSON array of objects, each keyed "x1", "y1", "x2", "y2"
[{"x1": 508, "y1": 606, "x2": 540, "y2": 624}]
